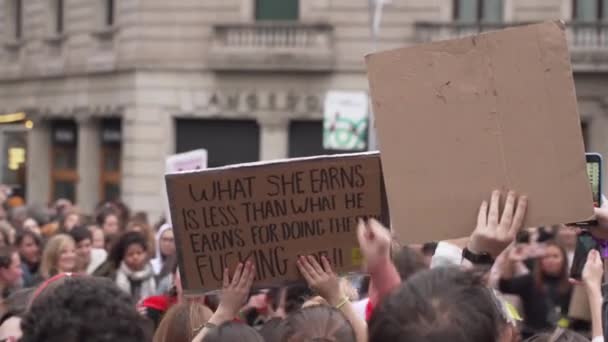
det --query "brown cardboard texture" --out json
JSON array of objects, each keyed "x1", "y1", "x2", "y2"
[
  {"x1": 165, "y1": 152, "x2": 387, "y2": 294},
  {"x1": 366, "y1": 21, "x2": 593, "y2": 244}
]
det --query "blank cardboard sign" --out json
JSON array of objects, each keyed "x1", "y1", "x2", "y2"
[
  {"x1": 366, "y1": 22, "x2": 593, "y2": 244},
  {"x1": 165, "y1": 152, "x2": 387, "y2": 294}
]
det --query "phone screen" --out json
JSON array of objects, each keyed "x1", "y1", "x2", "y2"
[
  {"x1": 587, "y1": 159, "x2": 601, "y2": 207},
  {"x1": 570, "y1": 232, "x2": 596, "y2": 280}
]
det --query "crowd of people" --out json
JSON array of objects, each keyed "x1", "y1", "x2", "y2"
[{"x1": 0, "y1": 190, "x2": 605, "y2": 342}]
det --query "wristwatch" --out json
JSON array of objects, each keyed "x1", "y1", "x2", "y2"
[{"x1": 462, "y1": 247, "x2": 495, "y2": 265}]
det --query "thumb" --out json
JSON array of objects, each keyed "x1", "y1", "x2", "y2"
[{"x1": 357, "y1": 219, "x2": 368, "y2": 245}]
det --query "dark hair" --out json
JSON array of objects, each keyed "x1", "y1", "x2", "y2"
[
  {"x1": 525, "y1": 328, "x2": 589, "y2": 342},
  {"x1": 15, "y1": 230, "x2": 41, "y2": 248},
  {"x1": 68, "y1": 225, "x2": 92, "y2": 244},
  {"x1": 392, "y1": 245, "x2": 426, "y2": 280},
  {"x1": 421, "y1": 242, "x2": 438, "y2": 256},
  {"x1": 278, "y1": 305, "x2": 356, "y2": 342},
  {"x1": 0, "y1": 287, "x2": 35, "y2": 324},
  {"x1": 109, "y1": 232, "x2": 148, "y2": 268},
  {"x1": 95, "y1": 207, "x2": 120, "y2": 229},
  {"x1": 369, "y1": 267, "x2": 504, "y2": 342},
  {"x1": 202, "y1": 321, "x2": 264, "y2": 342},
  {"x1": 21, "y1": 276, "x2": 152, "y2": 342},
  {"x1": 0, "y1": 246, "x2": 15, "y2": 269},
  {"x1": 258, "y1": 317, "x2": 283, "y2": 342},
  {"x1": 533, "y1": 241, "x2": 570, "y2": 295}
]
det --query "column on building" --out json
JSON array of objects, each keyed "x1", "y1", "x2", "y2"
[
  {"x1": 26, "y1": 119, "x2": 51, "y2": 206},
  {"x1": 76, "y1": 117, "x2": 100, "y2": 214},
  {"x1": 258, "y1": 115, "x2": 289, "y2": 161},
  {"x1": 121, "y1": 105, "x2": 173, "y2": 220},
  {"x1": 588, "y1": 100, "x2": 608, "y2": 194}
]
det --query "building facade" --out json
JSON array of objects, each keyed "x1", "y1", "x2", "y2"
[{"x1": 0, "y1": 0, "x2": 606, "y2": 218}]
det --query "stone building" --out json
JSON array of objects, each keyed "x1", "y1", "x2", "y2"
[{"x1": 0, "y1": 0, "x2": 605, "y2": 218}]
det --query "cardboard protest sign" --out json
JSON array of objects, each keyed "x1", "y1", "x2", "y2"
[
  {"x1": 164, "y1": 150, "x2": 208, "y2": 225},
  {"x1": 323, "y1": 91, "x2": 369, "y2": 150},
  {"x1": 366, "y1": 21, "x2": 593, "y2": 243},
  {"x1": 165, "y1": 152, "x2": 387, "y2": 294}
]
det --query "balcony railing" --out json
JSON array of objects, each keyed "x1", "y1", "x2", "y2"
[
  {"x1": 208, "y1": 22, "x2": 335, "y2": 71},
  {"x1": 415, "y1": 21, "x2": 608, "y2": 71}
]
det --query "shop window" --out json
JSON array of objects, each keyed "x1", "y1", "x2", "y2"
[
  {"x1": 51, "y1": 120, "x2": 78, "y2": 202},
  {"x1": 255, "y1": 0, "x2": 298, "y2": 20},
  {"x1": 100, "y1": 119, "x2": 121, "y2": 202},
  {"x1": 288, "y1": 120, "x2": 364, "y2": 158},
  {"x1": 175, "y1": 119, "x2": 259, "y2": 168}
]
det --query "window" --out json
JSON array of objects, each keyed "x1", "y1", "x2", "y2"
[
  {"x1": 54, "y1": 0, "x2": 64, "y2": 34},
  {"x1": 105, "y1": 0, "x2": 115, "y2": 26},
  {"x1": 100, "y1": 119, "x2": 121, "y2": 202},
  {"x1": 51, "y1": 120, "x2": 78, "y2": 202},
  {"x1": 6, "y1": 0, "x2": 23, "y2": 40},
  {"x1": 288, "y1": 120, "x2": 365, "y2": 158},
  {"x1": 255, "y1": 0, "x2": 298, "y2": 20},
  {"x1": 573, "y1": 0, "x2": 608, "y2": 21},
  {"x1": 175, "y1": 119, "x2": 259, "y2": 168},
  {"x1": 453, "y1": 0, "x2": 503, "y2": 22}
]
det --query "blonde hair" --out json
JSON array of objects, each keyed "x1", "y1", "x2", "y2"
[
  {"x1": 153, "y1": 302, "x2": 212, "y2": 342},
  {"x1": 40, "y1": 234, "x2": 75, "y2": 279}
]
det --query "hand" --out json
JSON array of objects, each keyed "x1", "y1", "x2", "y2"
[
  {"x1": 216, "y1": 261, "x2": 256, "y2": 320},
  {"x1": 507, "y1": 244, "x2": 528, "y2": 263},
  {"x1": 297, "y1": 255, "x2": 343, "y2": 306},
  {"x1": 468, "y1": 190, "x2": 528, "y2": 258},
  {"x1": 356, "y1": 218, "x2": 392, "y2": 272},
  {"x1": 582, "y1": 250, "x2": 603, "y2": 290}
]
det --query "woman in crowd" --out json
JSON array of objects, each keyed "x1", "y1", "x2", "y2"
[
  {"x1": 127, "y1": 220, "x2": 156, "y2": 258},
  {"x1": 22, "y1": 217, "x2": 41, "y2": 237},
  {"x1": 110, "y1": 231, "x2": 156, "y2": 302},
  {"x1": 59, "y1": 208, "x2": 81, "y2": 233},
  {"x1": 68, "y1": 226, "x2": 107, "y2": 275},
  {"x1": 153, "y1": 302, "x2": 212, "y2": 342},
  {"x1": 499, "y1": 241, "x2": 572, "y2": 338},
  {"x1": 39, "y1": 234, "x2": 76, "y2": 279},
  {"x1": 0, "y1": 247, "x2": 23, "y2": 318},
  {"x1": 151, "y1": 224, "x2": 175, "y2": 275},
  {"x1": 96, "y1": 208, "x2": 122, "y2": 250},
  {"x1": 89, "y1": 225, "x2": 105, "y2": 249},
  {"x1": 15, "y1": 230, "x2": 41, "y2": 287}
]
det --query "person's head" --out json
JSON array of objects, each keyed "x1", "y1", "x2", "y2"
[
  {"x1": 60, "y1": 209, "x2": 81, "y2": 233},
  {"x1": 110, "y1": 232, "x2": 148, "y2": 271},
  {"x1": 153, "y1": 302, "x2": 213, "y2": 342},
  {"x1": 278, "y1": 305, "x2": 356, "y2": 342},
  {"x1": 68, "y1": 226, "x2": 93, "y2": 272},
  {"x1": 525, "y1": 328, "x2": 589, "y2": 342},
  {"x1": 421, "y1": 242, "x2": 438, "y2": 266},
  {"x1": 0, "y1": 221, "x2": 15, "y2": 248},
  {"x1": 21, "y1": 275, "x2": 152, "y2": 342},
  {"x1": 88, "y1": 225, "x2": 105, "y2": 249},
  {"x1": 201, "y1": 321, "x2": 264, "y2": 342},
  {"x1": 15, "y1": 231, "x2": 41, "y2": 266},
  {"x1": 8, "y1": 207, "x2": 27, "y2": 231},
  {"x1": 555, "y1": 226, "x2": 577, "y2": 252},
  {"x1": 156, "y1": 224, "x2": 175, "y2": 260},
  {"x1": 96, "y1": 209, "x2": 121, "y2": 239},
  {"x1": 392, "y1": 245, "x2": 427, "y2": 280},
  {"x1": 369, "y1": 267, "x2": 512, "y2": 342},
  {"x1": 0, "y1": 247, "x2": 22, "y2": 288},
  {"x1": 22, "y1": 218, "x2": 41, "y2": 236},
  {"x1": 40, "y1": 234, "x2": 76, "y2": 279},
  {"x1": 534, "y1": 241, "x2": 570, "y2": 294},
  {"x1": 127, "y1": 221, "x2": 156, "y2": 257}
]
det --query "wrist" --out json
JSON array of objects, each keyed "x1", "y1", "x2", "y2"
[
  {"x1": 325, "y1": 291, "x2": 346, "y2": 307},
  {"x1": 584, "y1": 282, "x2": 602, "y2": 295},
  {"x1": 368, "y1": 255, "x2": 392, "y2": 277},
  {"x1": 213, "y1": 305, "x2": 237, "y2": 323}
]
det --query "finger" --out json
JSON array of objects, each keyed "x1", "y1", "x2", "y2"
[
  {"x1": 297, "y1": 257, "x2": 314, "y2": 285},
  {"x1": 231, "y1": 263, "x2": 243, "y2": 287},
  {"x1": 500, "y1": 191, "x2": 516, "y2": 229},
  {"x1": 301, "y1": 255, "x2": 320, "y2": 279},
  {"x1": 488, "y1": 190, "x2": 501, "y2": 226},
  {"x1": 222, "y1": 267, "x2": 230, "y2": 288},
  {"x1": 308, "y1": 255, "x2": 325, "y2": 276},
  {"x1": 244, "y1": 264, "x2": 255, "y2": 291},
  {"x1": 368, "y1": 218, "x2": 386, "y2": 237},
  {"x1": 238, "y1": 261, "x2": 252, "y2": 289},
  {"x1": 321, "y1": 256, "x2": 335, "y2": 275},
  {"x1": 477, "y1": 200, "x2": 488, "y2": 227},
  {"x1": 509, "y1": 195, "x2": 528, "y2": 237},
  {"x1": 569, "y1": 277, "x2": 583, "y2": 286},
  {"x1": 357, "y1": 219, "x2": 368, "y2": 246}
]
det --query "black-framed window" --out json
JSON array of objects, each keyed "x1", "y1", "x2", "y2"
[
  {"x1": 175, "y1": 119, "x2": 260, "y2": 168},
  {"x1": 106, "y1": 0, "x2": 115, "y2": 26},
  {"x1": 100, "y1": 119, "x2": 121, "y2": 202},
  {"x1": 573, "y1": 0, "x2": 608, "y2": 21},
  {"x1": 288, "y1": 120, "x2": 365, "y2": 158},
  {"x1": 453, "y1": 0, "x2": 503, "y2": 22},
  {"x1": 55, "y1": 0, "x2": 64, "y2": 33},
  {"x1": 255, "y1": 0, "x2": 298, "y2": 20},
  {"x1": 51, "y1": 120, "x2": 78, "y2": 202},
  {"x1": 13, "y1": 0, "x2": 23, "y2": 40}
]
